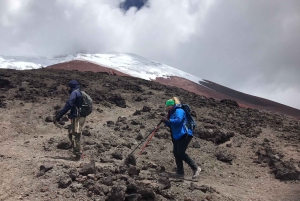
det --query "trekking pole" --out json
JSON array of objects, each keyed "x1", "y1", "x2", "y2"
[
  {"x1": 137, "y1": 121, "x2": 163, "y2": 156},
  {"x1": 129, "y1": 121, "x2": 163, "y2": 156}
]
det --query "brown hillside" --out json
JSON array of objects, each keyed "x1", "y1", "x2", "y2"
[{"x1": 0, "y1": 68, "x2": 299, "y2": 201}]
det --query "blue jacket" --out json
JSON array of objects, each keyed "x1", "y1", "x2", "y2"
[
  {"x1": 58, "y1": 80, "x2": 83, "y2": 119},
  {"x1": 165, "y1": 104, "x2": 193, "y2": 140}
]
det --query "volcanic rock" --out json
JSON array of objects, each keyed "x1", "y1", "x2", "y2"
[
  {"x1": 215, "y1": 150, "x2": 235, "y2": 164},
  {"x1": 58, "y1": 175, "x2": 72, "y2": 188},
  {"x1": 128, "y1": 165, "x2": 140, "y2": 177},
  {"x1": 57, "y1": 140, "x2": 72, "y2": 150},
  {"x1": 112, "y1": 150, "x2": 123, "y2": 160},
  {"x1": 142, "y1": 106, "x2": 151, "y2": 112},
  {"x1": 106, "y1": 184, "x2": 127, "y2": 201},
  {"x1": 79, "y1": 161, "x2": 96, "y2": 176}
]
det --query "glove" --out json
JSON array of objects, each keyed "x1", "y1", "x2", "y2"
[
  {"x1": 161, "y1": 117, "x2": 168, "y2": 123},
  {"x1": 55, "y1": 114, "x2": 61, "y2": 122}
]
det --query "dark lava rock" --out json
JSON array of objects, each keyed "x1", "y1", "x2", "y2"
[
  {"x1": 128, "y1": 165, "x2": 140, "y2": 177},
  {"x1": 220, "y1": 99, "x2": 239, "y2": 108},
  {"x1": 79, "y1": 161, "x2": 96, "y2": 176},
  {"x1": 101, "y1": 176, "x2": 114, "y2": 186},
  {"x1": 45, "y1": 116, "x2": 53, "y2": 122},
  {"x1": 108, "y1": 94, "x2": 126, "y2": 108},
  {"x1": 125, "y1": 194, "x2": 142, "y2": 201},
  {"x1": 192, "y1": 140, "x2": 201, "y2": 148},
  {"x1": 256, "y1": 145, "x2": 300, "y2": 180},
  {"x1": 70, "y1": 183, "x2": 83, "y2": 192},
  {"x1": 133, "y1": 110, "x2": 142, "y2": 116},
  {"x1": 40, "y1": 162, "x2": 54, "y2": 172},
  {"x1": 117, "y1": 116, "x2": 127, "y2": 123},
  {"x1": 106, "y1": 185, "x2": 127, "y2": 201},
  {"x1": 190, "y1": 183, "x2": 216, "y2": 193},
  {"x1": 198, "y1": 129, "x2": 234, "y2": 144},
  {"x1": 94, "y1": 184, "x2": 108, "y2": 195},
  {"x1": 107, "y1": 120, "x2": 115, "y2": 127},
  {"x1": 136, "y1": 133, "x2": 144, "y2": 140},
  {"x1": 112, "y1": 150, "x2": 123, "y2": 160},
  {"x1": 82, "y1": 129, "x2": 91, "y2": 136},
  {"x1": 69, "y1": 168, "x2": 79, "y2": 180},
  {"x1": 0, "y1": 79, "x2": 12, "y2": 88},
  {"x1": 136, "y1": 182, "x2": 156, "y2": 200},
  {"x1": 19, "y1": 87, "x2": 26, "y2": 91},
  {"x1": 142, "y1": 106, "x2": 151, "y2": 112},
  {"x1": 124, "y1": 154, "x2": 136, "y2": 166},
  {"x1": 56, "y1": 140, "x2": 72, "y2": 149},
  {"x1": 135, "y1": 96, "x2": 143, "y2": 101},
  {"x1": 158, "y1": 177, "x2": 171, "y2": 190},
  {"x1": 131, "y1": 120, "x2": 140, "y2": 125},
  {"x1": 215, "y1": 151, "x2": 235, "y2": 164},
  {"x1": 272, "y1": 160, "x2": 300, "y2": 180},
  {"x1": 85, "y1": 140, "x2": 97, "y2": 145},
  {"x1": 58, "y1": 175, "x2": 72, "y2": 188}
]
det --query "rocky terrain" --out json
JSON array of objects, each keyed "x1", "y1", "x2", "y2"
[{"x1": 0, "y1": 68, "x2": 299, "y2": 201}]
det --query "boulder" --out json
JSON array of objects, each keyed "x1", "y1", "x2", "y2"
[{"x1": 79, "y1": 161, "x2": 96, "y2": 176}]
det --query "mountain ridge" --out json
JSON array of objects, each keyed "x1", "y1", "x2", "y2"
[{"x1": 1, "y1": 53, "x2": 300, "y2": 119}]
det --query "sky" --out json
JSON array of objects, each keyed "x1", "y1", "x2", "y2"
[{"x1": 0, "y1": 0, "x2": 300, "y2": 109}]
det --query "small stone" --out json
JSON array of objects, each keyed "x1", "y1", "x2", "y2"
[
  {"x1": 136, "y1": 133, "x2": 144, "y2": 140},
  {"x1": 58, "y1": 175, "x2": 72, "y2": 188},
  {"x1": 45, "y1": 116, "x2": 53, "y2": 122},
  {"x1": 112, "y1": 150, "x2": 123, "y2": 160},
  {"x1": 192, "y1": 141, "x2": 200, "y2": 148},
  {"x1": 142, "y1": 106, "x2": 151, "y2": 112}
]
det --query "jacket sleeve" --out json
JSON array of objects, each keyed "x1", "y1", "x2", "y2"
[
  {"x1": 58, "y1": 91, "x2": 77, "y2": 118},
  {"x1": 169, "y1": 109, "x2": 184, "y2": 125}
]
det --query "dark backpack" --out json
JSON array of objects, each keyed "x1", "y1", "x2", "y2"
[
  {"x1": 78, "y1": 91, "x2": 93, "y2": 117},
  {"x1": 181, "y1": 104, "x2": 196, "y2": 131}
]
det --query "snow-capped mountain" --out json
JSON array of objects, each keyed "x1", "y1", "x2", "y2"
[
  {"x1": 0, "y1": 53, "x2": 204, "y2": 85},
  {"x1": 1, "y1": 52, "x2": 300, "y2": 119}
]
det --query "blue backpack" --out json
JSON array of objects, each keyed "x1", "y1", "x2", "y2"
[{"x1": 180, "y1": 104, "x2": 196, "y2": 131}]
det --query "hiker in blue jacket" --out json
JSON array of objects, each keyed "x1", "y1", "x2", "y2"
[
  {"x1": 161, "y1": 97, "x2": 201, "y2": 179},
  {"x1": 55, "y1": 80, "x2": 86, "y2": 159}
]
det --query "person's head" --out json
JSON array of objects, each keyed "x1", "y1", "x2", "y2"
[
  {"x1": 67, "y1": 80, "x2": 80, "y2": 93},
  {"x1": 165, "y1": 98, "x2": 175, "y2": 111}
]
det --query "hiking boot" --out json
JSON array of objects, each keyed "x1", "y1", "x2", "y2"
[
  {"x1": 74, "y1": 154, "x2": 81, "y2": 161},
  {"x1": 175, "y1": 173, "x2": 184, "y2": 179},
  {"x1": 192, "y1": 167, "x2": 201, "y2": 179},
  {"x1": 73, "y1": 150, "x2": 83, "y2": 160},
  {"x1": 171, "y1": 172, "x2": 184, "y2": 179}
]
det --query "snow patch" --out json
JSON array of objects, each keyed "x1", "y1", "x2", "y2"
[{"x1": 0, "y1": 53, "x2": 204, "y2": 85}]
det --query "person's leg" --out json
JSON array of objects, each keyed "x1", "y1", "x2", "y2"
[
  {"x1": 173, "y1": 140, "x2": 184, "y2": 175},
  {"x1": 176, "y1": 135, "x2": 198, "y2": 171},
  {"x1": 68, "y1": 119, "x2": 75, "y2": 148},
  {"x1": 73, "y1": 117, "x2": 86, "y2": 155}
]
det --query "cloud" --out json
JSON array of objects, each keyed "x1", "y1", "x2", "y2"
[{"x1": 0, "y1": 0, "x2": 300, "y2": 109}]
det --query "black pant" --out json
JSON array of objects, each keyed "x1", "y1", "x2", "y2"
[{"x1": 173, "y1": 135, "x2": 198, "y2": 175}]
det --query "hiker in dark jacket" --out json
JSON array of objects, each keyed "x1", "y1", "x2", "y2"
[
  {"x1": 161, "y1": 97, "x2": 201, "y2": 179},
  {"x1": 55, "y1": 80, "x2": 86, "y2": 159}
]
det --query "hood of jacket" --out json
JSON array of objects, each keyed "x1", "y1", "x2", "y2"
[{"x1": 68, "y1": 80, "x2": 80, "y2": 94}]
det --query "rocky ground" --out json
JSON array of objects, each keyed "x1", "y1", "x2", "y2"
[{"x1": 0, "y1": 68, "x2": 299, "y2": 201}]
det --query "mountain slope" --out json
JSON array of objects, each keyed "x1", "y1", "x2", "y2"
[
  {"x1": 1, "y1": 53, "x2": 300, "y2": 119},
  {"x1": 0, "y1": 68, "x2": 299, "y2": 201}
]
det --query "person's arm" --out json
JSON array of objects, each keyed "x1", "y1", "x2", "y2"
[
  {"x1": 56, "y1": 91, "x2": 77, "y2": 120},
  {"x1": 169, "y1": 109, "x2": 184, "y2": 125}
]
